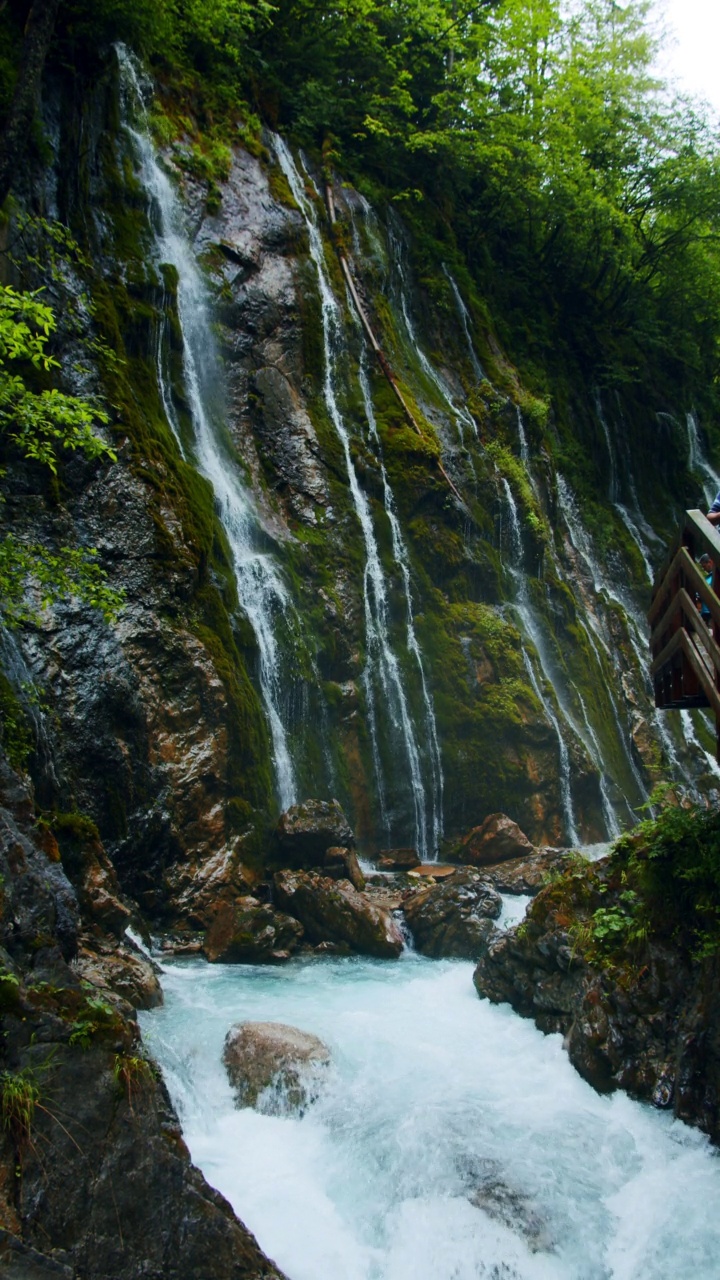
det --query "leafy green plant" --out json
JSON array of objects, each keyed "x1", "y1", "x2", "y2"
[
  {"x1": 69, "y1": 996, "x2": 116, "y2": 1049},
  {"x1": 0, "y1": 283, "x2": 124, "y2": 628},
  {"x1": 0, "y1": 285, "x2": 113, "y2": 475}
]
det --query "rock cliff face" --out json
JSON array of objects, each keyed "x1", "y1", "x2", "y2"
[
  {"x1": 1, "y1": 48, "x2": 715, "y2": 910},
  {"x1": 0, "y1": 754, "x2": 286, "y2": 1279}
]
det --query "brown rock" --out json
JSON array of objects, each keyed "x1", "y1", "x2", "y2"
[
  {"x1": 323, "y1": 846, "x2": 365, "y2": 891},
  {"x1": 273, "y1": 869, "x2": 404, "y2": 958},
  {"x1": 276, "y1": 799, "x2": 354, "y2": 867},
  {"x1": 478, "y1": 848, "x2": 571, "y2": 895},
  {"x1": 457, "y1": 814, "x2": 535, "y2": 867},
  {"x1": 223, "y1": 1021, "x2": 331, "y2": 1114},
  {"x1": 204, "y1": 897, "x2": 304, "y2": 963},
  {"x1": 74, "y1": 939, "x2": 163, "y2": 1010},
  {"x1": 376, "y1": 848, "x2": 420, "y2": 872}
]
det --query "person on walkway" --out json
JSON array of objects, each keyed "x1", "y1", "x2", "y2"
[{"x1": 707, "y1": 492, "x2": 720, "y2": 525}]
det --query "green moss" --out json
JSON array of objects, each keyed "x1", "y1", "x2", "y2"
[
  {"x1": 268, "y1": 166, "x2": 299, "y2": 210},
  {"x1": 48, "y1": 811, "x2": 100, "y2": 843},
  {"x1": 0, "y1": 673, "x2": 32, "y2": 772}
]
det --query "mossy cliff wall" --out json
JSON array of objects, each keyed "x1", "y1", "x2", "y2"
[{"x1": 1, "y1": 51, "x2": 717, "y2": 921}]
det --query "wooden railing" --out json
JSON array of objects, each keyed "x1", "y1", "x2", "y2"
[{"x1": 649, "y1": 510, "x2": 720, "y2": 752}]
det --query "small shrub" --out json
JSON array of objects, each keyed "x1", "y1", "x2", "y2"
[{"x1": 0, "y1": 1068, "x2": 39, "y2": 1151}]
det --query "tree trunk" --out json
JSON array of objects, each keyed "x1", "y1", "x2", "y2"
[{"x1": 0, "y1": 0, "x2": 61, "y2": 208}]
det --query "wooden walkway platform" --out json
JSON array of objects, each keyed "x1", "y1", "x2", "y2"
[{"x1": 649, "y1": 509, "x2": 720, "y2": 753}]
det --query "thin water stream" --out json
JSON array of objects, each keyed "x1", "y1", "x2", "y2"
[
  {"x1": 118, "y1": 48, "x2": 297, "y2": 810},
  {"x1": 274, "y1": 137, "x2": 441, "y2": 857},
  {"x1": 140, "y1": 954, "x2": 720, "y2": 1280}
]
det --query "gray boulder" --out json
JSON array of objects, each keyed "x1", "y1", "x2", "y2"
[
  {"x1": 223, "y1": 1021, "x2": 331, "y2": 1114},
  {"x1": 404, "y1": 870, "x2": 502, "y2": 958}
]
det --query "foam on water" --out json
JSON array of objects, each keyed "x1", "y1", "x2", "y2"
[{"x1": 140, "y1": 956, "x2": 720, "y2": 1280}]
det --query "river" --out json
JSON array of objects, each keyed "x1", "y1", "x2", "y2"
[{"x1": 139, "y1": 950, "x2": 720, "y2": 1280}]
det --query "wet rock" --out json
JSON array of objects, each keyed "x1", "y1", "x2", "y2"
[
  {"x1": 223, "y1": 1021, "x2": 331, "y2": 1113},
  {"x1": 273, "y1": 868, "x2": 404, "y2": 958},
  {"x1": 466, "y1": 1164, "x2": 552, "y2": 1254},
  {"x1": 322, "y1": 845, "x2": 365, "y2": 891},
  {"x1": 473, "y1": 869, "x2": 720, "y2": 1144},
  {"x1": 477, "y1": 848, "x2": 570, "y2": 895},
  {"x1": 275, "y1": 799, "x2": 354, "y2": 868},
  {"x1": 0, "y1": 1231, "x2": 73, "y2": 1278},
  {"x1": 73, "y1": 937, "x2": 163, "y2": 1010},
  {"x1": 204, "y1": 896, "x2": 304, "y2": 963},
  {"x1": 456, "y1": 814, "x2": 536, "y2": 866},
  {"x1": 376, "y1": 848, "x2": 420, "y2": 872},
  {"x1": 0, "y1": 754, "x2": 288, "y2": 1280},
  {"x1": 404, "y1": 870, "x2": 502, "y2": 959}
]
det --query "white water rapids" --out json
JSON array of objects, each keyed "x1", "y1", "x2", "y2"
[{"x1": 140, "y1": 953, "x2": 720, "y2": 1280}]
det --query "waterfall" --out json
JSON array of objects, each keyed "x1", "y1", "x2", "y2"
[
  {"x1": 442, "y1": 266, "x2": 485, "y2": 385},
  {"x1": 501, "y1": 479, "x2": 580, "y2": 842},
  {"x1": 117, "y1": 47, "x2": 297, "y2": 811},
  {"x1": 516, "y1": 408, "x2": 530, "y2": 468},
  {"x1": 503, "y1": 476, "x2": 631, "y2": 837},
  {"x1": 358, "y1": 355, "x2": 444, "y2": 852},
  {"x1": 680, "y1": 710, "x2": 720, "y2": 784},
  {"x1": 595, "y1": 394, "x2": 657, "y2": 582},
  {"x1": 686, "y1": 411, "x2": 720, "y2": 509},
  {"x1": 388, "y1": 225, "x2": 477, "y2": 444},
  {"x1": 274, "y1": 137, "x2": 439, "y2": 857},
  {"x1": 556, "y1": 473, "x2": 705, "y2": 793}
]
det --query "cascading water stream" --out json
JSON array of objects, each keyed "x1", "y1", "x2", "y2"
[
  {"x1": 388, "y1": 224, "x2": 477, "y2": 445},
  {"x1": 680, "y1": 709, "x2": 720, "y2": 784},
  {"x1": 140, "y1": 954, "x2": 720, "y2": 1280},
  {"x1": 595, "y1": 395, "x2": 656, "y2": 583},
  {"x1": 442, "y1": 266, "x2": 485, "y2": 385},
  {"x1": 500, "y1": 479, "x2": 580, "y2": 843},
  {"x1": 503, "y1": 478, "x2": 624, "y2": 838},
  {"x1": 117, "y1": 47, "x2": 297, "y2": 810},
  {"x1": 556, "y1": 474, "x2": 701, "y2": 792},
  {"x1": 274, "y1": 136, "x2": 438, "y2": 857},
  {"x1": 686, "y1": 410, "x2": 720, "y2": 508},
  {"x1": 358, "y1": 355, "x2": 444, "y2": 852}
]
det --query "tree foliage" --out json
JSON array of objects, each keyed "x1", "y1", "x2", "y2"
[{"x1": 0, "y1": 284, "x2": 122, "y2": 625}]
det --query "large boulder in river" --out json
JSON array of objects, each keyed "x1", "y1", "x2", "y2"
[
  {"x1": 404, "y1": 870, "x2": 502, "y2": 959},
  {"x1": 204, "y1": 896, "x2": 304, "y2": 963},
  {"x1": 274, "y1": 869, "x2": 404, "y2": 958},
  {"x1": 275, "y1": 799, "x2": 354, "y2": 867},
  {"x1": 223, "y1": 1021, "x2": 331, "y2": 1114},
  {"x1": 457, "y1": 814, "x2": 535, "y2": 867}
]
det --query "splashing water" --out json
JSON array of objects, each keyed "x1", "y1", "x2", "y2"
[{"x1": 140, "y1": 955, "x2": 720, "y2": 1280}]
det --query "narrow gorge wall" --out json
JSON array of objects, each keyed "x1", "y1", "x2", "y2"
[{"x1": 2, "y1": 51, "x2": 719, "y2": 928}]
